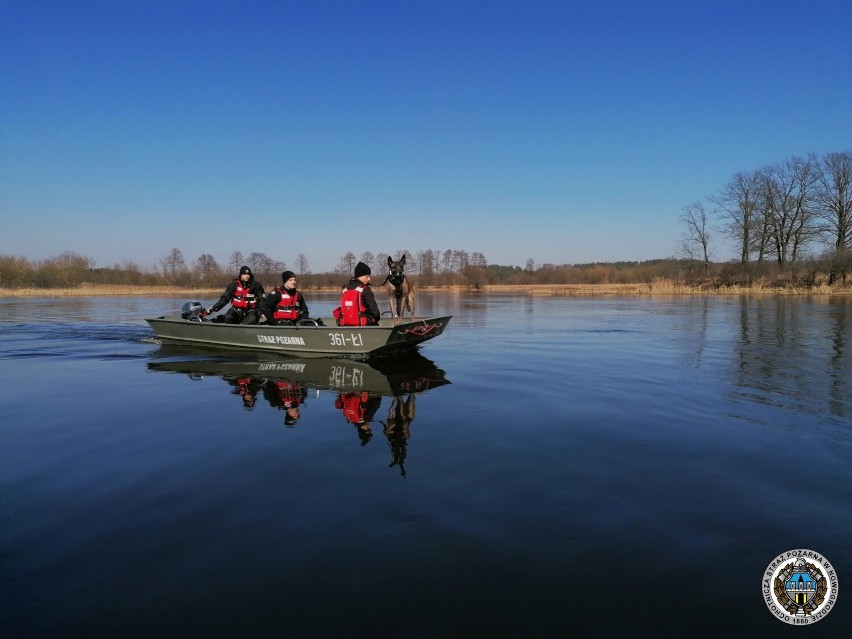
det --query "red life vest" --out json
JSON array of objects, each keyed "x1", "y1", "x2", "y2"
[
  {"x1": 337, "y1": 392, "x2": 370, "y2": 423},
  {"x1": 231, "y1": 279, "x2": 258, "y2": 310},
  {"x1": 275, "y1": 381, "x2": 301, "y2": 407},
  {"x1": 339, "y1": 286, "x2": 370, "y2": 326},
  {"x1": 273, "y1": 289, "x2": 300, "y2": 321}
]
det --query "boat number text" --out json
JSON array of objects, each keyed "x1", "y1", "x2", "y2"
[
  {"x1": 328, "y1": 332, "x2": 363, "y2": 347},
  {"x1": 330, "y1": 365, "x2": 364, "y2": 388}
]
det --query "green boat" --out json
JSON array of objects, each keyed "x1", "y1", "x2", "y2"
[{"x1": 145, "y1": 306, "x2": 452, "y2": 358}]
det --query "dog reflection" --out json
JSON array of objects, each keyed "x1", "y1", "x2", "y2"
[{"x1": 384, "y1": 394, "x2": 416, "y2": 477}]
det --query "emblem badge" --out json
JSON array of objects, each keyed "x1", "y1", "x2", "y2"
[{"x1": 763, "y1": 549, "x2": 839, "y2": 624}]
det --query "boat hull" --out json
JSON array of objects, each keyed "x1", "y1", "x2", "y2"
[{"x1": 145, "y1": 315, "x2": 452, "y2": 357}]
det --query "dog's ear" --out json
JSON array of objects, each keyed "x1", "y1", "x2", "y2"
[
  {"x1": 400, "y1": 254, "x2": 406, "y2": 267},
  {"x1": 387, "y1": 255, "x2": 393, "y2": 267}
]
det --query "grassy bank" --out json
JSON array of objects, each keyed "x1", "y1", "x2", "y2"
[{"x1": 2, "y1": 281, "x2": 851, "y2": 298}]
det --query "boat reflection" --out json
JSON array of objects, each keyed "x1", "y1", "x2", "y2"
[{"x1": 147, "y1": 348, "x2": 450, "y2": 476}]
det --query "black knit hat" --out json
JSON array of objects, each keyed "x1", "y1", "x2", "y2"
[
  {"x1": 239, "y1": 265, "x2": 252, "y2": 276},
  {"x1": 282, "y1": 270, "x2": 296, "y2": 283},
  {"x1": 354, "y1": 262, "x2": 371, "y2": 278}
]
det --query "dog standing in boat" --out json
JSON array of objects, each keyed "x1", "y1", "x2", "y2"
[{"x1": 383, "y1": 255, "x2": 415, "y2": 320}]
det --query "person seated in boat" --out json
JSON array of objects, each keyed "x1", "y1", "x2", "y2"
[
  {"x1": 206, "y1": 265, "x2": 265, "y2": 325},
  {"x1": 263, "y1": 271, "x2": 309, "y2": 326},
  {"x1": 336, "y1": 261, "x2": 380, "y2": 326}
]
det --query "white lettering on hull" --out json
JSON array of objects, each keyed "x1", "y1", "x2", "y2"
[
  {"x1": 256, "y1": 335, "x2": 306, "y2": 346},
  {"x1": 328, "y1": 332, "x2": 364, "y2": 347}
]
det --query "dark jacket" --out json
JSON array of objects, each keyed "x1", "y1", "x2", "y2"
[
  {"x1": 343, "y1": 279, "x2": 380, "y2": 324},
  {"x1": 210, "y1": 277, "x2": 266, "y2": 314},
  {"x1": 264, "y1": 286, "x2": 309, "y2": 324}
]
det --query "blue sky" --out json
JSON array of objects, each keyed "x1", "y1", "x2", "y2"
[{"x1": 2, "y1": 0, "x2": 850, "y2": 273}]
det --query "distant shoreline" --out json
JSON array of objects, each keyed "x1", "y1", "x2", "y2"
[{"x1": 2, "y1": 283, "x2": 850, "y2": 298}]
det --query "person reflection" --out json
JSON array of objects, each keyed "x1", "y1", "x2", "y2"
[
  {"x1": 226, "y1": 377, "x2": 262, "y2": 411},
  {"x1": 335, "y1": 392, "x2": 382, "y2": 445},
  {"x1": 383, "y1": 394, "x2": 415, "y2": 477},
  {"x1": 264, "y1": 379, "x2": 307, "y2": 427}
]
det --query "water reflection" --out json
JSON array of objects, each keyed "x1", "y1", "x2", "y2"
[
  {"x1": 335, "y1": 391, "x2": 382, "y2": 446},
  {"x1": 264, "y1": 378, "x2": 308, "y2": 424},
  {"x1": 148, "y1": 349, "x2": 450, "y2": 474},
  {"x1": 229, "y1": 376, "x2": 263, "y2": 410},
  {"x1": 731, "y1": 297, "x2": 851, "y2": 418}
]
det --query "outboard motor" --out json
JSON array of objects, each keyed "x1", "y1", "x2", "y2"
[{"x1": 181, "y1": 301, "x2": 204, "y2": 321}]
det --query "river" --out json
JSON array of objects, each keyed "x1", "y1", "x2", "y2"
[{"x1": 1, "y1": 293, "x2": 849, "y2": 637}]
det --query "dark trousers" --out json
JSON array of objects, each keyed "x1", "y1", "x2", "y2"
[
  {"x1": 224, "y1": 307, "x2": 259, "y2": 325},
  {"x1": 268, "y1": 317, "x2": 298, "y2": 326}
]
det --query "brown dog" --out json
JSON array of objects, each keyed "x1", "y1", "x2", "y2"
[{"x1": 384, "y1": 255, "x2": 415, "y2": 320}]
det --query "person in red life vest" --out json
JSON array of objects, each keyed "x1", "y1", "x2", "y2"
[
  {"x1": 206, "y1": 265, "x2": 266, "y2": 325},
  {"x1": 335, "y1": 391, "x2": 382, "y2": 445},
  {"x1": 263, "y1": 271, "x2": 309, "y2": 326},
  {"x1": 336, "y1": 261, "x2": 380, "y2": 326}
]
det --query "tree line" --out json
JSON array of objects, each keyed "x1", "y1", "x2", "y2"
[
  {"x1": 2, "y1": 149, "x2": 850, "y2": 291},
  {"x1": 0, "y1": 248, "x2": 515, "y2": 289},
  {"x1": 7, "y1": 246, "x2": 844, "y2": 291},
  {"x1": 679, "y1": 151, "x2": 851, "y2": 284}
]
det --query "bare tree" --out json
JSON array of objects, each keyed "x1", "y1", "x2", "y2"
[
  {"x1": 196, "y1": 254, "x2": 220, "y2": 282},
  {"x1": 296, "y1": 253, "x2": 310, "y2": 274},
  {"x1": 406, "y1": 251, "x2": 421, "y2": 275},
  {"x1": 229, "y1": 251, "x2": 244, "y2": 273},
  {"x1": 679, "y1": 202, "x2": 713, "y2": 276},
  {"x1": 525, "y1": 258, "x2": 535, "y2": 273},
  {"x1": 453, "y1": 250, "x2": 470, "y2": 273},
  {"x1": 159, "y1": 248, "x2": 187, "y2": 283},
  {"x1": 709, "y1": 170, "x2": 761, "y2": 271},
  {"x1": 270, "y1": 260, "x2": 287, "y2": 278},
  {"x1": 246, "y1": 252, "x2": 275, "y2": 276},
  {"x1": 336, "y1": 252, "x2": 357, "y2": 275},
  {"x1": 417, "y1": 249, "x2": 437, "y2": 275},
  {"x1": 815, "y1": 151, "x2": 852, "y2": 252},
  {"x1": 392, "y1": 249, "x2": 411, "y2": 264},
  {"x1": 360, "y1": 252, "x2": 375, "y2": 272},
  {"x1": 375, "y1": 253, "x2": 389, "y2": 275},
  {"x1": 759, "y1": 155, "x2": 820, "y2": 269},
  {"x1": 441, "y1": 249, "x2": 453, "y2": 273}
]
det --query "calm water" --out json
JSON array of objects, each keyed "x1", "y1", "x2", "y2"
[{"x1": 1, "y1": 293, "x2": 850, "y2": 637}]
